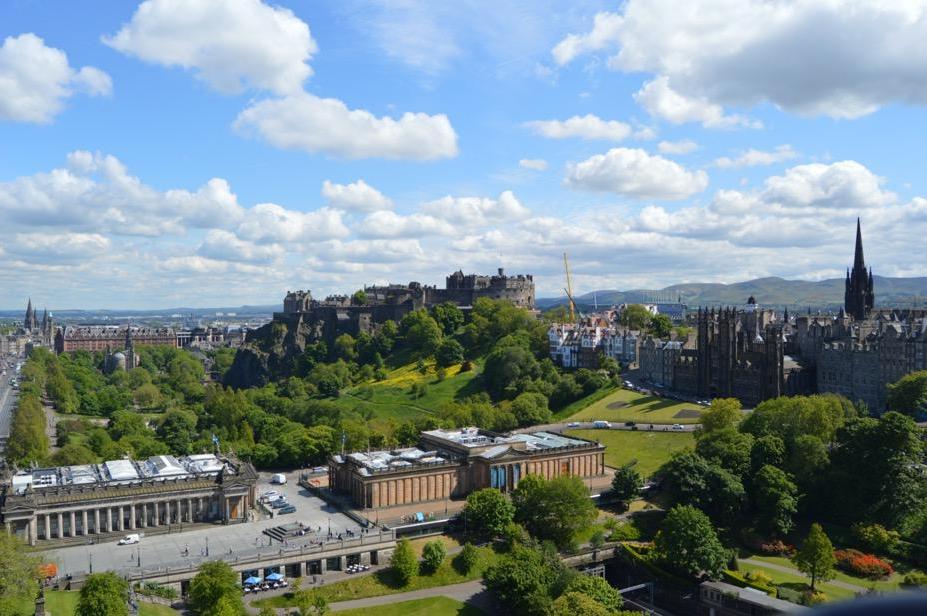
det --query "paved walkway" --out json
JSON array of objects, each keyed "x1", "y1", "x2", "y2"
[
  {"x1": 740, "y1": 558, "x2": 867, "y2": 592},
  {"x1": 328, "y1": 579, "x2": 491, "y2": 612}
]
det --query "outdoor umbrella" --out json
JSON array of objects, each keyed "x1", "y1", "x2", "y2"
[
  {"x1": 244, "y1": 576, "x2": 262, "y2": 585},
  {"x1": 266, "y1": 573, "x2": 284, "y2": 581}
]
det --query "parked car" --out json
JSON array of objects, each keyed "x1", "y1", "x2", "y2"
[
  {"x1": 260, "y1": 490, "x2": 280, "y2": 501},
  {"x1": 279, "y1": 505, "x2": 297, "y2": 514},
  {"x1": 671, "y1": 424, "x2": 684, "y2": 431},
  {"x1": 270, "y1": 499, "x2": 289, "y2": 509},
  {"x1": 593, "y1": 420, "x2": 612, "y2": 429},
  {"x1": 625, "y1": 421, "x2": 636, "y2": 427},
  {"x1": 270, "y1": 473, "x2": 287, "y2": 485},
  {"x1": 118, "y1": 533, "x2": 140, "y2": 545},
  {"x1": 566, "y1": 421, "x2": 581, "y2": 428}
]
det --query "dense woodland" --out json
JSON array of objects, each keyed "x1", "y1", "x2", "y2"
[{"x1": 5, "y1": 298, "x2": 616, "y2": 470}]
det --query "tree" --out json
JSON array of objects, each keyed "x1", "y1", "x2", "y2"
[
  {"x1": 483, "y1": 342, "x2": 539, "y2": 398},
  {"x1": 650, "y1": 313, "x2": 672, "y2": 338},
  {"x1": 333, "y1": 334, "x2": 357, "y2": 362},
  {"x1": 512, "y1": 475, "x2": 597, "y2": 550},
  {"x1": 400, "y1": 310, "x2": 443, "y2": 358},
  {"x1": 564, "y1": 575, "x2": 624, "y2": 612},
  {"x1": 658, "y1": 450, "x2": 745, "y2": 524},
  {"x1": 0, "y1": 533, "x2": 39, "y2": 616},
  {"x1": 510, "y1": 392, "x2": 551, "y2": 426},
  {"x1": 695, "y1": 427, "x2": 754, "y2": 477},
  {"x1": 750, "y1": 434, "x2": 786, "y2": 474},
  {"x1": 187, "y1": 561, "x2": 245, "y2": 616},
  {"x1": 655, "y1": 505, "x2": 727, "y2": 579},
  {"x1": 352, "y1": 289, "x2": 367, "y2": 305},
  {"x1": 792, "y1": 523, "x2": 836, "y2": 593},
  {"x1": 50, "y1": 442, "x2": 97, "y2": 466},
  {"x1": 422, "y1": 540, "x2": 447, "y2": 572},
  {"x1": 752, "y1": 465, "x2": 798, "y2": 536},
  {"x1": 611, "y1": 463, "x2": 642, "y2": 503},
  {"x1": 456, "y1": 542, "x2": 480, "y2": 574},
  {"x1": 156, "y1": 409, "x2": 198, "y2": 455},
  {"x1": 484, "y1": 543, "x2": 569, "y2": 616},
  {"x1": 620, "y1": 304, "x2": 652, "y2": 331},
  {"x1": 464, "y1": 488, "x2": 515, "y2": 537},
  {"x1": 291, "y1": 579, "x2": 329, "y2": 616},
  {"x1": 390, "y1": 538, "x2": 418, "y2": 586},
  {"x1": 75, "y1": 572, "x2": 128, "y2": 616},
  {"x1": 886, "y1": 370, "x2": 927, "y2": 417},
  {"x1": 431, "y1": 302, "x2": 465, "y2": 335},
  {"x1": 435, "y1": 338, "x2": 465, "y2": 367},
  {"x1": 698, "y1": 398, "x2": 742, "y2": 434},
  {"x1": 133, "y1": 382, "x2": 162, "y2": 409},
  {"x1": 550, "y1": 592, "x2": 612, "y2": 616}
]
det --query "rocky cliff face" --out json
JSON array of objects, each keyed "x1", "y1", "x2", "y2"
[{"x1": 224, "y1": 315, "x2": 322, "y2": 388}]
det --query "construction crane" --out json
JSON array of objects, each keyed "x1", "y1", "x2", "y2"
[{"x1": 563, "y1": 252, "x2": 577, "y2": 323}]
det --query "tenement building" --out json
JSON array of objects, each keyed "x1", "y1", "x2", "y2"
[
  {"x1": 55, "y1": 324, "x2": 178, "y2": 353},
  {"x1": 1, "y1": 454, "x2": 257, "y2": 545},
  {"x1": 329, "y1": 427, "x2": 605, "y2": 509}
]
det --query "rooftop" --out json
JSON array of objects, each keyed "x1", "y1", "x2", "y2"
[{"x1": 334, "y1": 447, "x2": 452, "y2": 476}]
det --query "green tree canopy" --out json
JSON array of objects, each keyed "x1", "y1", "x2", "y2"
[
  {"x1": 886, "y1": 370, "x2": 927, "y2": 417},
  {"x1": 400, "y1": 310, "x2": 443, "y2": 358},
  {"x1": 650, "y1": 313, "x2": 672, "y2": 338},
  {"x1": 187, "y1": 561, "x2": 246, "y2": 616},
  {"x1": 619, "y1": 304, "x2": 652, "y2": 331},
  {"x1": 75, "y1": 572, "x2": 128, "y2": 616},
  {"x1": 792, "y1": 523, "x2": 836, "y2": 592},
  {"x1": 655, "y1": 505, "x2": 727, "y2": 580},
  {"x1": 512, "y1": 474, "x2": 597, "y2": 550},
  {"x1": 698, "y1": 398, "x2": 742, "y2": 433},
  {"x1": 422, "y1": 540, "x2": 447, "y2": 572},
  {"x1": 611, "y1": 463, "x2": 642, "y2": 504},
  {"x1": 484, "y1": 542, "x2": 570, "y2": 616},
  {"x1": 0, "y1": 534, "x2": 39, "y2": 616},
  {"x1": 464, "y1": 487, "x2": 515, "y2": 537},
  {"x1": 563, "y1": 575, "x2": 624, "y2": 612},
  {"x1": 752, "y1": 465, "x2": 798, "y2": 536},
  {"x1": 431, "y1": 302, "x2": 465, "y2": 335},
  {"x1": 390, "y1": 538, "x2": 418, "y2": 586}
]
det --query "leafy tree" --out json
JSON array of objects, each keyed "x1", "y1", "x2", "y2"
[
  {"x1": 352, "y1": 289, "x2": 368, "y2": 305},
  {"x1": 400, "y1": 310, "x2": 443, "y2": 358},
  {"x1": 6, "y1": 393, "x2": 48, "y2": 465},
  {"x1": 483, "y1": 342, "x2": 539, "y2": 399},
  {"x1": 695, "y1": 427, "x2": 754, "y2": 477},
  {"x1": 750, "y1": 434, "x2": 786, "y2": 474},
  {"x1": 655, "y1": 505, "x2": 727, "y2": 580},
  {"x1": 785, "y1": 434, "x2": 829, "y2": 488},
  {"x1": 464, "y1": 488, "x2": 515, "y2": 537},
  {"x1": 108, "y1": 409, "x2": 150, "y2": 441},
  {"x1": 50, "y1": 442, "x2": 97, "y2": 466},
  {"x1": 699, "y1": 398, "x2": 742, "y2": 434},
  {"x1": 422, "y1": 540, "x2": 447, "y2": 572},
  {"x1": 456, "y1": 542, "x2": 480, "y2": 574},
  {"x1": 512, "y1": 475, "x2": 597, "y2": 550},
  {"x1": 886, "y1": 370, "x2": 927, "y2": 417},
  {"x1": 435, "y1": 338, "x2": 465, "y2": 367},
  {"x1": 133, "y1": 382, "x2": 162, "y2": 409},
  {"x1": 484, "y1": 542, "x2": 570, "y2": 616},
  {"x1": 390, "y1": 538, "x2": 418, "y2": 586},
  {"x1": 510, "y1": 392, "x2": 551, "y2": 426},
  {"x1": 650, "y1": 313, "x2": 673, "y2": 338},
  {"x1": 187, "y1": 561, "x2": 246, "y2": 616},
  {"x1": 564, "y1": 575, "x2": 624, "y2": 612},
  {"x1": 431, "y1": 302, "x2": 465, "y2": 335},
  {"x1": 75, "y1": 572, "x2": 128, "y2": 616},
  {"x1": 620, "y1": 304, "x2": 652, "y2": 331},
  {"x1": 157, "y1": 409, "x2": 198, "y2": 455},
  {"x1": 792, "y1": 523, "x2": 836, "y2": 592},
  {"x1": 291, "y1": 579, "x2": 329, "y2": 616},
  {"x1": 0, "y1": 533, "x2": 39, "y2": 616},
  {"x1": 611, "y1": 463, "x2": 642, "y2": 503},
  {"x1": 549, "y1": 592, "x2": 611, "y2": 616},
  {"x1": 752, "y1": 465, "x2": 798, "y2": 536},
  {"x1": 658, "y1": 450, "x2": 745, "y2": 524},
  {"x1": 741, "y1": 394, "x2": 853, "y2": 445},
  {"x1": 332, "y1": 334, "x2": 357, "y2": 362}
]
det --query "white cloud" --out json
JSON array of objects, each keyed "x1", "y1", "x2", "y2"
[
  {"x1": 565, "y1": 147, "x2": 709, "y2": 200},
  {"x1": 634, "y1": 77, "x2": 760, "y2": 129},
  {"x1": 235, "y1": 93, "x2": 458, "y2": 160},
  {"x1": 657, "y1": 139, "x2": 698, "y2": 155},
  {"x1": 525, "y1": 114, "x2": 632, "y2": 141},
  {"x1": 354, "y1": 211, "x2": 454, "y2": 239},
  {"x1": 236, "y1": 204, "x2": 349, "y2": 244},
  {"x1": 422, "y1": 190, "x2": 530, "y2": 227},
  {"x1": 9, "y1": 232, "x2": 110, "y2": 262},
  {"x1": 714, "y1": 145, "x2": 798, "y2": 169},
  {"x1": 322, "y1": 179, "x2": 392, "y2": 212},
  {"x1": 104, "y1": 0, "x2": 315, "y2": 95},
  {"x1": 0, "y1": 33, "x2": 111, "y2": 123},
  {"x1": 196, "y1": 230, "x2": 283, "y2": 264},
  {"x1": 519, "y1": 159, "x2": 548, "y2": 171},
  {"x1": 322, "y1": 239, "x2": 426, "y2": 264},
  {"x1": 554, "y1": 0, "x2": 927, "y2": 122}
]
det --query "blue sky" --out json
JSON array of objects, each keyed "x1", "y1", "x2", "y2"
[{"x1": 3, "y1": 0, "x2": 927, "y2": 309}]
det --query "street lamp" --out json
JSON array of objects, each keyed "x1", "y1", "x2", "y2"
[
  {"x1": 89, "y1": 553, "x2": 93, "y2": 574},
  {"x1": 205, "y1": 536, "x2": 209, "y2": 557}
]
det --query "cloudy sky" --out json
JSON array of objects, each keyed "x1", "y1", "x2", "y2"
[{"x1": 3, "y1": 0, "x2": 927, "y2": 310}]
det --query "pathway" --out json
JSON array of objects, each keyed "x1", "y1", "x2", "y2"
[
  {"x1": 740, "y1": 558, "x2": 867, "y2": 592},
  {"x1": 328, "y1": 579, "x2": 492, "y2": 612}
]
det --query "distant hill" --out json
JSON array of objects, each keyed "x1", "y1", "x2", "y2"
[
  {"x1": 537, "y1": 276, "x2": 927, "y2": 311},
  {"x1": 0, "y1": 304, "x2": 277, "y2": 322}
]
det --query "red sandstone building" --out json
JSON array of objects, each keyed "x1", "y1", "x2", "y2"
[
  {"x1": 55, "y1": 325, "x2": 177, "y2": 353},
  {"x1": 329, "y1": 427, "x2": 606, "y2": 510}
]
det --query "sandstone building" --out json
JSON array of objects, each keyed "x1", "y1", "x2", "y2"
[
  {"x1": 329, "y1": 427, "x2": 605, "y2": 510},
  {"x1": 55, "y1": 324, "x2": 177, "y2": 353}
]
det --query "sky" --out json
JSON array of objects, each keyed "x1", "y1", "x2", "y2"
[{"x1": 3, "y1": 0, "x2": 927, "y2": 310}]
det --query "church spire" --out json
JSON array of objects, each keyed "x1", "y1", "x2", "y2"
[
  {"x1": 854, "y1": 217, "x2": 866, "y2": 272},
  {"x1": 845, "y1": 218, "x2": 874, "y2": 320}
]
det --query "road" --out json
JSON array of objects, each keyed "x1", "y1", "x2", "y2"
[
  {"x1": 0, "y1": 357, "x2": 20, "y2": 453},
  {"x1": 519, "y1": 419, "x2": 698, "y2": 434}
]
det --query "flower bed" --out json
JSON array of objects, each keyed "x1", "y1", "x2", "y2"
[{"x1": 833, "y1": 549, "x2": 893, "y2": 579}]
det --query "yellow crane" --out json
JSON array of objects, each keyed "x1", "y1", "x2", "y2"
[{"x1": 563, "y1": 252, "x2": 576, "y2": 323}]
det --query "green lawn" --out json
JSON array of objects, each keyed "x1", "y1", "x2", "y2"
[
  {"x1": 253, "y1": 545, "x2": 498, "y2": 608},
  {"x1": 551, "y1": 385, "x2": 619, "y2": 421},
  {"x1": 568, "y1": 388, "x2": 704, "y2": 424},
  {"x1": 17, "y1": 591, "x2": 179, "y2": 616},
  {"x1": 735, "y1": 562, "x2": 857, "y2": 602},
  {"x1": 746, "y1": 554, "x2": 911, "y2": 593},
  {"x1": 332, "y1": 361, "x2": 483, "y2": 421},
  {"x1": 336, "y1": 596, "x2": 482, "y2": 616},
  {"x1": 566, "y1": 428, "x2": 694, "y2": 478}
]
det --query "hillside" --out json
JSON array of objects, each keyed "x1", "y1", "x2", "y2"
[{"x1": 538, "y1": 275, "x2": 927, "y2": 311}]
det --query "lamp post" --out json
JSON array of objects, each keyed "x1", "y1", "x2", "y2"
[
  {"x1": 205, "y1": 536, "x2": 209, "y2": 557},
  {"x1": 89, "y1": 552, "x2": 93, "y2": 574}
]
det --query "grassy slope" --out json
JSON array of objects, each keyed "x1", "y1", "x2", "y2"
[
  {"x1": 746, "y1": 554, "x2": 916, "y2": 593},
  {"x1": 19, "y1": 592, "x2": 179, "y2": 616},
  {"x1": 336, "y1": 596, "x2": 483, "y2": 616},
  {"x1": 566, "y1": 429, "x2": 695, "y2": 478},
  {"x1": 568, "y1": 389, "x2": 704, "y2": 424},
  {"x1": 253, "y1": 545, "x2": 498, "y2": 608},
  {"x1": 332, "y1": 361, "x2": 483, "y2": 421},
  {"x1": 734, "y1": 562, "x2": 857, "y2": 602}
]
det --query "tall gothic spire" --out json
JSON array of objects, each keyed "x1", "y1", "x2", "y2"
[
  {"x1": 845, "y1": 218, "x2": 874, "y2": 320},
  {"x1": 854, "y1": 217, "x2": 866, "y2": 272}
]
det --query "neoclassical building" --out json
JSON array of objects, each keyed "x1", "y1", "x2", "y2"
[
  {"x1": 1, "y1": 454, "x2": 257, "y2": 545},
  {"x1": 329, "y1": 427, "x2": 606, "y2": 510}
]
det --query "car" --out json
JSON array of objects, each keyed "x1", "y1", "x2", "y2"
[
  {"x1": 671, "y1": 424, "x2": 684, "y2": 431},
  {"x1": 592, "y1": 420, "x2": 612, "y2": 429},
  {"x1": 270, "y1": 499, "x2": 289, "y2": 508},
  {"x1": 624, "y1": 421, "x2": 636, "y2": 427},
  {"x1": 260, "y1": 490, "x2": 280, "y2": 501},
  {"x1": 566, "y1": 421, "x2": 581, "y2": 428},
  {"x1": 278, "y1": 505, "x2": 296, "y2": 514},
  {"x1": 270, "y1": 473, "x2": 287, "y2": 485},
  {"x1": 118, "y1": 534, "x2": 140, "y2": 545}
]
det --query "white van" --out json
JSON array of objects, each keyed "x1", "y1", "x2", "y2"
[
  {"x1": 271, "y1": 473, "x2": 287, "y2": 485},
  {"x1": 118, "y1": 533, "x2": 140, "y2": 545},
  {"x1": 592, "y1": 420, "x2": 611, "y2": 429}
]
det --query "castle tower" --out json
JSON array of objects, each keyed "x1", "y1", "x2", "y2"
[{"x1": 844, "y1": 218, "x2": 874, "y2": 321}]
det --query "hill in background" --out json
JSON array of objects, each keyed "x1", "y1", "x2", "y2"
[{"x1": 538, "y1": 275, "x2": 927, "y2": 311}]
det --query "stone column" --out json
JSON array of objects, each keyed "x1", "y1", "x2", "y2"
[
  {"x1": 129, "y1": 504, "x2": 136, "y2": 530},
  {"x1": 44, "y1": 515, "x2": 51, "y2": 540},
  {"x1": 141, "y1": 503, "x2": 147, "y2": 528},
  {"x1": 70, "y1": 512, "x2": 77, "y2": 537},
  {"x1": 82, "y1": 510, "x2": 89, "y2": 535},
  {"x1": 28, "y1": 519, "x2": 37, "y2": 546},
  {"x1": 176, "y1": 500, "x2": 183, "y2": 523},
  {"x1": 224, "y1": 498, "x2": 230, "y2": 522},
  {"x1": 165, "y1": 500, "x2": 171, "y2": 524},
  {"x1": 106, "y1": 508, "x2": 112, "y2": 533},
  {"x1": 187, "y1": 499, "x2": 194, "y2": 523},
  {"x1": 118, "y1": 506, "x2": 124, "y2": 531},
  {"x1": 152, "y1": 502, "x2": 159, "y2": 526},
  {"x1": 94, "y1": 509, "x2": 100, "y2": 534}
]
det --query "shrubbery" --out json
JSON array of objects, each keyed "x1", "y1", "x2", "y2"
[{"x1": 833, "y1": 549, "x2": 893, "y2": 579}]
